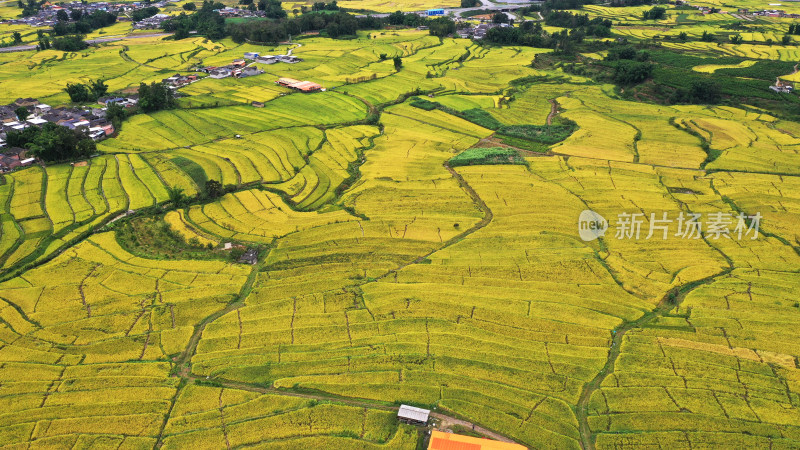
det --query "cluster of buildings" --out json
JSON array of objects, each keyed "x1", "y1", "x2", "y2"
[
  {"x1": 276, "y1": 78, "x2": 324, "y2": 92},
  {"x1": 162, "y1": 73, "x2": 199, "y2": 88},
  {"x1": 0, "y1": 147, "x2": 35, "y2": 173},
  {"x1": 1, "y1": 1, "x2": 173, "y2": 28},
  {"x1": 457, "y1": 22, "x2": 508, "y2": 39},
  {"x1": 214, "y1": 7, "x2": 266, "y2": 18},
  {"x1": 195, "y1": 59, "x2": 265, "y2": 79},
  {"x1": 0, "y1": 98, "x2": 117, "y2": 171},
  {"x1": 244, "y1": 52, "x2": 303, "y2": 65},
  {"x1": 132, "y1": 13, "x2": 171, "y2": 30},
  {"x1": 97, "y1": 95, "x2": 139, "y2": 108},
  {"x1": 735, "y1": 7, "x2": 800, "y2": 18},
  {"x1": 771, "y1": 78, "x2": 794, "y2": 93}
]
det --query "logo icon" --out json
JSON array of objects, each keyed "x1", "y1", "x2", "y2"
[{"x1": 578, "y1": 210, "x2": 608, "y2": 242}]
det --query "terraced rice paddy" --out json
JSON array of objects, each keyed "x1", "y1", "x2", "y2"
[{"x1": 1, "y1": 22, "x2": 799, "y2": 450}]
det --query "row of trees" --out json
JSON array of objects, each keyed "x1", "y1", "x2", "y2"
[
  {"x1": 53, "y1": 10, "x2": 117, "y2": 36},
  {"x1": 641, "y1": 6, "x2": 665, "y2": 20},
  {"x1": 226, "y1": 10, "x2": 458, "y2": 44},
  {"x1": 483, "y1": 21, "x2": 599, "y2": 53},
  {"x1": 544, "y1": 11, "x2": 612, "y2": 37},
  {"x1": 50, "y1": 35, "x2": 88, "y2": 51},
  {"x1": 236, "y1": 0, "x2": 287, "y2": 18},
  {"x1": 311, "y1": 1, "x2": 339, "y2": 11},
  {"x1": 163, "y1": 1, "x2": 226, "y2": 40},
  {"x1": 5, "y1": 123, "x2": 96, "y2": 162},
  {"x1": 228, "y1": 11, "x2": 378, "y2": 43}
]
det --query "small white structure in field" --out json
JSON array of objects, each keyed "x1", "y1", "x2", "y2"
[{"x1": 397, "y1": 405, "x2": 430, "y2": 425}]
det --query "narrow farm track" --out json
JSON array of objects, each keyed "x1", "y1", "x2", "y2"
[
  {"x1": 370, "y1": 162, "x2": 493, "y2": 282},
  {"x1": 173, "y1": 252, "x2": 264, "y2": 375},
  {"x1": 576, "y1": 267, "x2": 733, "y2": 450},
  {"x1": 547, "y1": 98, "x2": 559, "y2": 125}
]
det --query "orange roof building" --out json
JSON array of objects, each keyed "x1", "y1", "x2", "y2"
[
  {"x1": 428, "y1": 431, "x2": 527, "y2": 450},
  {"x1": 277, "y1": 77, "x2": 302, "y2": 86},
  {"x1": 291, "y1": 81, "x2": 322, "y2": 92},
  {"x1": 276, "y1": 78, "x2": 322, "y2": 92}
]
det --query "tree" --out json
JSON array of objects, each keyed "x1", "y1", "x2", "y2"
[
  {"x1": 56, "y1": 9, "x2": 69, "y2": 21},
  {"x1": 65, "y1": 82, "x2": 92, "y2": 102},
  {"x1": 258, "y1": 0, "x2": 287, "y2": 18},
  {"x1": 605, "y1": 45, "x2": 637, "y2": 61},
  {"x1": 782, "y1": 34, "x2": 791, "y2": 45},
  {"x1": 492, "y1": 12, "x2": 508, "y2": 24},
  {"x1": 428, "y1": 17, "x2": 456, "y2": 37},
  {"x1": 729, "y1": 33, "x2": 743, "y2": 44},
  {"x1": 612, "y1": 60, "x2": 653, "y2": 85},
  {"x1": 106, "y1": 102, "x2": 127, "y2": 130},
  {"x1": 183, "y1": 2, "x2": 196, "y2": 10},
  {"x1": 12, "y1": 32, "x2": 22, "y2": 44},
  {"x1": 168, "y1": 186, "x2": 188, "y2": 206},
  {"x1": 14, "y1": 106, "x2": 29, "y2": 121},
  {"x1": 131, "y1": 6, "x2": 159, "y2": 21},
  {"x1": 642, "y1": 6, "x2": 665, "y2": 20},
  {"x1": 678, "y1": 31, "x2": 687, "y2": 41},
  {"x1": 52, "y1": 35, "x2": 88, "y2": 51},
  {"x1": 460, "y1": 0, "x2": 479, "y2": 6},
  {"x1": 393, "y1": 56, "x2": 402, "y2": 71},
  {"x1": 138, "y1": 82, "x2": 176, "y2": 112},
  {"x1": 204, "y1": 179, "x2": 223, "y2": 199},
  {"x1": 70, "y1": 8, "x2": 82, "y2": 21},
  {"x1": 90, "y1": 79, "x2": 108, "y2": 99},
  {"x1": 700, "y1": 30, "x2": 714, "y2": 42},
  {"x1": 21, "y1": 0, "x2": 40, "y2": 17},
  {"x1": 688, "y1": 79, "x2": 720, "y2": 104}
]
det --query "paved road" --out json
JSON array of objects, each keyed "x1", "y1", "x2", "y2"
[{"x1": 0, "y1": 32, "x2": 172, "y2": 53}]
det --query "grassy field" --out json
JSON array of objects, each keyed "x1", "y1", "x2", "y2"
[{"x1": 0, "y1": 12, "x2": 799, "y2": 450}]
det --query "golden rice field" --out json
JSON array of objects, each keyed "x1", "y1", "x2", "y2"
[{"x1": 0, "y1": 20, "x2": 799, "y2": 450}]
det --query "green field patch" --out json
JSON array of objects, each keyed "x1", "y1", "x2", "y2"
[
  {"x1": 171, "y1": 156, "x2": 208, "y2": 187},
  {"x1": 497, "y1": 124, "x2": 576, "y2": 145},
  {"x1": 410, "y1": 97, "x2": 502, "y2": 129},
  {"x1": 449, "y1": 147, "x2": 526, "y2": 167}
]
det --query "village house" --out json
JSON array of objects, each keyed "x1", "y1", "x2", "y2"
[
  {"x1": 238, "y1": 66, "x2": 263, "y2": 78},
  {"x1": 209, "y1": 68, "x2": 232, "y2": 79},
  {"x1": 770, "y1": 78, "x2": 794, "y2": 93},
  {"x1": 255, "y1": 55, "x2": 277, "y2": 64},
  {"x1": 0, "y1": 98, "x2": 116, "y2": 166},
  {"x1": 14, "y1": 98, "x2": 39, "y2": 107}
]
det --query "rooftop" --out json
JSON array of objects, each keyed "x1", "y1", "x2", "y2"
[
  {"x1": 398, "y1": 405, "x2": 430, "y2": 423},
  {"x1": 428, "y1": 431, "x2": 527, "y2": 450}
]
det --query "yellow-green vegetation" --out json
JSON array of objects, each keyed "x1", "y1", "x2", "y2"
[
  {"x1": 0, "y1": 17, "x2": 799, "y2": 450},
  {"x1": 692, "y1": 59, "x2": 757, "y2": 73}
]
